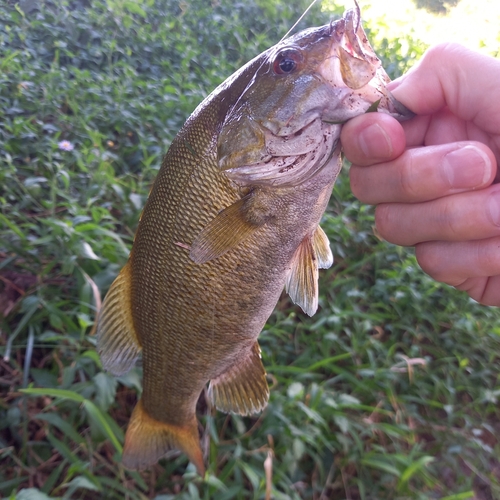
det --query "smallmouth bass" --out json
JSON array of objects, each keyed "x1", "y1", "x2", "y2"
[{"x1": 97, "y1": 3, "x2": 412, "y2": 475}]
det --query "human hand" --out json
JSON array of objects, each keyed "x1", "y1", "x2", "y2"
[{"x1": 341, "y1": 43, "x2": 500, "y2": 305}]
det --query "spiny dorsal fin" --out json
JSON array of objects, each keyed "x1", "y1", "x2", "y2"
[
  {"x1": 122, "y1": 399, "x2": 205, "y2": 476},
  {"x1": 285, "y1": 235, "x2": 319, "y2": 317},
  {"x1": 189, "y1": 196, "x2": 264, "y2": 264},
  {"x1": 312, "y1": 225, "x2": 333, "y2": 269},
  {"x1": 208, "y1": 342, "x2": 269, "y2": 416},
  {"x1": 97, "y1": 261, "x2": 142, "y2": 375}
]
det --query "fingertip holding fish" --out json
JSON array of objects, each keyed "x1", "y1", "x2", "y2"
[{"x1": 97, "y1": 2, "x2": 411, "y2": 475}]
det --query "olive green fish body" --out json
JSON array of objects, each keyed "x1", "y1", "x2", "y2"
[
  {"x1": 97, "y1": 3, "x2": 413, "y2": 475},
  {"x1": 135, "y1": 91, "x2": 341, "y2": 421}
]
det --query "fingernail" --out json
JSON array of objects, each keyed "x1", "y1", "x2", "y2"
[
  {"x1": 358, "y1": 123, "x2": 392, "y2": 159},
  {"x1": 487, "y1": 190, "x2": 500, "y2": 227},
  {"x1": 443, "y1": 146, "x2": 491, "y2": 189}
]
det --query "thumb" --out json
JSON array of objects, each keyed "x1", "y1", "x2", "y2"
[{"x1": 390, "y1": 43, "x2": 500, "y2": 133}]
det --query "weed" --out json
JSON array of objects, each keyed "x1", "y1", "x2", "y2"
[{"x1": 1, "y1": 1, "x2": 499, "y2": 499}]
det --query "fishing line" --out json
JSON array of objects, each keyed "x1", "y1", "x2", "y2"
[
  {"x1": 231, "y1": 0, "x2": 323, "y2": 119},
  {"x1": 280, "y1": 0, "x2": 322, "y2": 42}
]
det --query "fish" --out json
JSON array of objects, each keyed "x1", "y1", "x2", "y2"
[{"x1": 96, "y1": 2, "x2": 413, "y2": 476}]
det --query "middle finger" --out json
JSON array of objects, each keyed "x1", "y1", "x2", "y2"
[{"x1": 350, "y1": 141, "x2": 495, "y2": 205}]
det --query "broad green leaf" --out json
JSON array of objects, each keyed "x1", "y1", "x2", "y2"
[
  {"x1": 20, "y1": 388, "x2": 86, "y2": 403},
  {"x1": 203, "y1": 474, "x2": 228, "y2": 491},
  {"x1": 92, "y1": 372, "x2": 117, "y2": 411},
  {"x1": 399, "y1": 455, "x2": 434, "y2": 485},
  {"x1": 238, "y1": 461, "x2": 261, "y2": 491},
  {"x1": 65, "y1": 476, "x2": 100, "y2": 492},
  {"x1": 16, "y1": 489, "x2": 52, "y2": 500},
  {"x1": 361, "y1": 457, "x2": 401, "y2": 478},
  {"x1": 83, "y1": 400, "x2": 122, "y2": 453},
  {"x1": 79, "y1": 241, "x2": 100, "y2": 260},
  {"x1": 0, "y1": 212, "x2": 26, "y2": 239}
]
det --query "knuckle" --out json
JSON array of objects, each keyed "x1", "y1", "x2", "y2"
[
  {"x1": 436, "y1": 199, "x2": 461, "y2": 239},
  {"x1": 479, "y1": 241, "x2": 500, "y2": 275},
  {"x1": 415, "y1": 243, "x2": 450, "y2": 283},
  {"x1": 398, "y1": 151, "x2": 418, "y2": 199},
  {"x1": 423, "y1": 42, "x2": 464, "y2": 66},
  {"x1": 374, "y1": 204, "x2": 396, "y2": 242},
  {"x1": 479, "y1": 278, "x2": 500, "y2": 307}
]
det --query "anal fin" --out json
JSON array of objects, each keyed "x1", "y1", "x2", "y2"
[
  {"x1": 122, "y1": 399, "x2": 205, "y2": 476},
  {"x1": 97, "y1": 261, "x2": 141, "y2": 375},
  {"x1": 285, "y1": 235, "x2": 319, "y2": 317},
  {"x1": 208, "y1": 342, "x2": 269, "y2": 416}
]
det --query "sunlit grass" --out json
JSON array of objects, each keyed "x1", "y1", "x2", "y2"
[{"x1": 326, "y1": 0, "x2": 500, "y2": 57}]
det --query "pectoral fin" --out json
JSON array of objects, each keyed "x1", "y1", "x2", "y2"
[
  {"x1": 190, "y1": 193, "x2": 269, "y2": 264},
  {"x1": 208, "y1": 342, "x2": 269, "y2": 415},
  {"x1": 312, "y1": 225, "x2": 333, "y2": 269},
  {"x1": 97, "y1": 261, "x2": 142, "y2": 375},
  {"x1": 286, "y1": 235, "x2": 319, "y2": 317}
]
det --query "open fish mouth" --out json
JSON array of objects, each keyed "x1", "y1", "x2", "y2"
[{"x1": 316, "y1": 3, "x2": 412, "y2": 120}]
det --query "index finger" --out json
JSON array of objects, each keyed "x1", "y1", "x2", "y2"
[{"x1": 390, "y1": 43, "x2": 500, "y2": 134}]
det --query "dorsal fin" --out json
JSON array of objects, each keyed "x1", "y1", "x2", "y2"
[{"x1": 97, "y1": 261, "x2": 142, "y2": 375}]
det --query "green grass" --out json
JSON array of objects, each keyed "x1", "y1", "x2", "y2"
[{"x1": 1, "y1": 0, "x2": 500, "y2": 499}]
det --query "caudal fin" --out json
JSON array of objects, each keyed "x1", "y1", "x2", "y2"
[{"x1": 122, "y1": 400, "x2": 205, "y2": 476}]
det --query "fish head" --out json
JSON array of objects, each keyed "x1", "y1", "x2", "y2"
[{"x1": 218, "y1": 2, "x2": 413, "y2": 187}]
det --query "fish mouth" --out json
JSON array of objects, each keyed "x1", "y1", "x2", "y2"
[
  {"x1": 316, "y1": 4, "x2": 414, "y2": 122},
  {"x1": 316, "y1": 2, "x2": 383, "y2": 93}
]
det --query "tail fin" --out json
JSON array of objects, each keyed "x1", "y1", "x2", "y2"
[{"x1": 122, "y1": 400, "x2": 205, "y2": 476}]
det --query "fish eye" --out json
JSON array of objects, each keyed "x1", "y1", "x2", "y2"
[{"x1": 273, "y1": 48, "x2": 303, "y2": 75}]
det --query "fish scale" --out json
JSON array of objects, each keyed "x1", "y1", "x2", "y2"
[{"x1": 97, "y1": 2, "x2": 413, "y2": 475}]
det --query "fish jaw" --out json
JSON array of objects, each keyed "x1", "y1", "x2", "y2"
[{"x1": 317, "y1": 2, "x2": 414, "y2": 122}]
